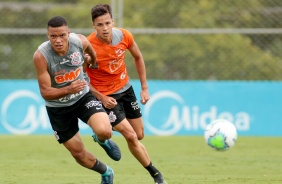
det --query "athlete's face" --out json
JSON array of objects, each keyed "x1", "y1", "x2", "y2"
[
  {"x1": 47, "y1": 25, "x2": 70, "y2": 55},
  {"x1": 92, "y1": 13, "x2": 114, "y2": 43}
]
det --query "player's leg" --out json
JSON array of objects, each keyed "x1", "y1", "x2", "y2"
[
  {"x1": 113, "y1": 119, "x2": 167, "y2": 184},
  {"x1": 79, "y1": 92, "x2": 121, "y2": 161},
  {"x1": 121, "y1": 87, "x2": 167, "y2": 184},
  {"x1": 121, "y1": 86, "x2": 144, "y2": 140},
  {"x1": 63, "y1": 131, "x2": 96, "y2": 168},
  {"x1": 46, "y1": 102, "x2": 114, "y2": 184},
  {"x1": 63, "y1": 132, "x2": 114, "y2": 183},
  {"x1": 87, "y1": 112, "x2": 121, "y2": 161},
  {"x1": 127, "y1": 117, "x2": 144, "y2": 140},
  {"x1": 88, "y1": 112, "x2": 113, "y2": 140},
  {"x1": 114, "y1": 119, "x2": 150, "y2": 165}
]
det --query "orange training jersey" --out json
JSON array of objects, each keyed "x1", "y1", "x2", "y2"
[{"x1": 86, "y1": 28, "x2": 134, "y2": 95}]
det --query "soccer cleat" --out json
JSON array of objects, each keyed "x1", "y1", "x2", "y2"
[
  {"x1": 92, "y1": 133, "x2": 121, "y2": 161},
  {"x1": 153, "y1": 172, "x2": 168, "y2": 184},
  {"x1": 101, "y1": 166, "x2": 114, "y2": 184}
]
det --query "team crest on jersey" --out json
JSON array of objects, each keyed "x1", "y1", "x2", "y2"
[
  {"x1": 70, "y1": 52, "x2": 82, "y2": 65},
  {"x1": 108, "y1": 111, "x2": 117, "y2": 123},
  {"x1": 109, "y1": 58, "x2": 123, "y2": 73}
]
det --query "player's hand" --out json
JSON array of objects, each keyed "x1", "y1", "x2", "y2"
[
  {"x1": 140, "y1": 88, "x2": 150, "y2": 105},
  {"x1": 101, "y1": 96, "x2": 117, "y2": 109},
  {"x1": 69, "y1": 79, "x2": 87, "y2": 94},
  {"x1": 84, "y1": 53, "x2": 91, "y2": 63},
  {"x1": 84, "y1": 53, "x2": 95, "y2": 67}
]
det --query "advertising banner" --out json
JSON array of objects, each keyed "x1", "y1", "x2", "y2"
[{"x1": 1, "y1": 80, "x2": 281, "y2": 136}]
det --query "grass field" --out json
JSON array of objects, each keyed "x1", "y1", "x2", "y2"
[{"x1": 1, "y1": 135, "x2": 282, "y2": 184}]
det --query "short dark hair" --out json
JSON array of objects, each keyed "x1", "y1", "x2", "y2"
[
  {"x1": 91, "y1": 4, "x2": 112, "y2": 22},
  {"x1": 47, "y1": 16, "x2": 68, "y2": 28}
]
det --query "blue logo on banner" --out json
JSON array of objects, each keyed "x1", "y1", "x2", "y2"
[
  {"x1": 143, "y1": 90, "x2": 250, "y2": 135},
  {"x1": 1, "y1": 90, "x2": 49, "y2": 134}
]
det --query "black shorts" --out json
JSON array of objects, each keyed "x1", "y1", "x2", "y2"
[
  {"x1": 106, "y1": 86, "x2": 142, "y2": 127},
  {"x1": 46, "y1": 91, "x2": 105, "y2": 143}
]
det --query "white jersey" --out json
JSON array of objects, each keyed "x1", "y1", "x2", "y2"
[{"x1": 38, "y1": 33, "x2": 89, "y2": 107}]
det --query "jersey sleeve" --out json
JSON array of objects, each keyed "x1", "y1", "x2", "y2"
[
  {"x1": 121, "y1": 28, "x2": 134, "y2": 48},
  {"x1": 69, "y1": 33, "x2": 83, "y2": 50}
]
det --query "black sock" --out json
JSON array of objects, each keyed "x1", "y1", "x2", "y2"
[
  {"x1": 145, "y1": 161, "x2": 160, "y2": 178},
  {"x1": 91, "y1": 159, "x2": 107, "y2": 174}
]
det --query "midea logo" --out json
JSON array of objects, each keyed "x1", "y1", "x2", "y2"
[
  {"x1": 1, "y1": 90, "x2": 90, "y2": 134},
  {"x1": 144, "y1": 90, "x2": 250, "y2": 135},
  {"x1": 1, "y1": 90, "x2": 48, "y2": 134}
]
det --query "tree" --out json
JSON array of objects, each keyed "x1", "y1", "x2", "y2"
[{"x1": 0, "y1": 0, "x2": 281, "y2": 80}]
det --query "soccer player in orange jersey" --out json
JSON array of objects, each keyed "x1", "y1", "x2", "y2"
[{"x1": 85, "y1": 4, "x2": 167, "y2": 184}]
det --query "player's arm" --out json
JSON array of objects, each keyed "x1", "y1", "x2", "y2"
[
  {"x1": 89, "y1": 84, "x2": 117, "y2": 109},
  {"x1": 33, "y1": 50, "x2": 87, "y2": 100},
  {"x1": 128, "y1": 41, "x2": 150, "y2": 105},
  {"x1": 77, "y1": 34, "x2": 96, "y2": 71}
]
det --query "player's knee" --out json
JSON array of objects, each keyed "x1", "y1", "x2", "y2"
[
  {"x1": 137, "y1": 131, "x2": 144, "y2": 140},
  {"x1": 96, "y1": 130, "x2": 112, "y2": 140},
  {"x1": 125, "y1": 131, "x2": 138, "y2": 143}
]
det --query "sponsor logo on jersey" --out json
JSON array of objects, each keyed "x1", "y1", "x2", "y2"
[
  {"x1": 60, "y1": 58, "x2": 70, "y2": 65},
  {"x1": 58, "y1": 91, "x2": 83, "y2": 102},
  {"x1": 131, "y1": 101, "x2": 140, "y2": 111},
  {"x1": 55, "y1": 67, "x2": 81, "y2": 84},
  {"x1": 85, "y1": 100, "x2": 103, "y2": 109},
  {"x1": 115, "y1": 48, "x2": 125, "y2": 57},
  {"x1": 54, "y1": 131, "x2": 60, "y2": 140},
  {"x1": 51, "y1": 62, "x2": 59, "y2": 68}
]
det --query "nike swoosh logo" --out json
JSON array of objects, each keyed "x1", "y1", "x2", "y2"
[{"x1": 51, "y1": 63, "x2": 59, "y2": 68}]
